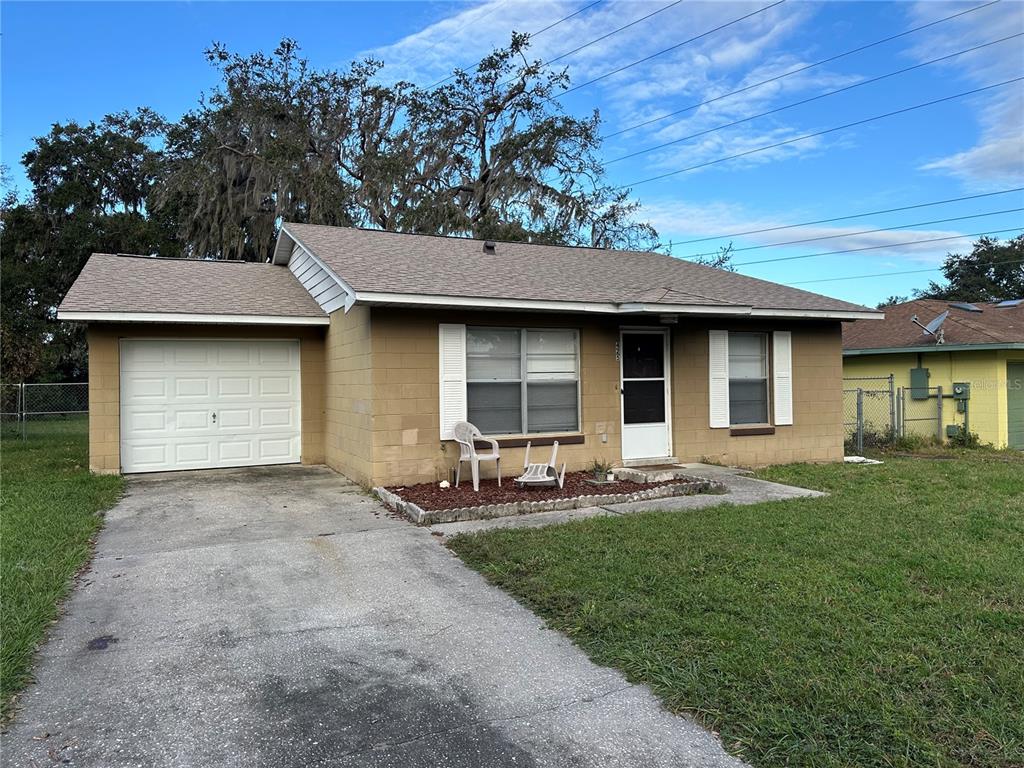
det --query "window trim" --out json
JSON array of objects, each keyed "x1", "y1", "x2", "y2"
[
  {"x1": 727, "y1": 331, "x2": 772, "y2": 428},
  {"x1": 466, "y1": 326, "x2": 582, "y2": 436}
]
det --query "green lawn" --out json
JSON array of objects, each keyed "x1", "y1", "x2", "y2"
[
  {"x1": 0, "y1": 421, "x2": 123, "y2": 717},
  {"x1": 450, "y1": 452, "x2": 1024, "y2": 768}
]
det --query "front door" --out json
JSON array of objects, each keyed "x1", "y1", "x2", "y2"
[{"x1": 620, "y1": 329, "x2": 672, "y2": 461}]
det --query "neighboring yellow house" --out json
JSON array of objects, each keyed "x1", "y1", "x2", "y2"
[
  {"x1": 57, "y1": 225, "x2": 886, "y2": 482},
  {"x1": 843, "y1": 298, "x2": 1024, "y2": 448}
]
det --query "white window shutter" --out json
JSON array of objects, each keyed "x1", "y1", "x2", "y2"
[
  {"x1": 773, "y1": 331, "x2": 793, "y2": 426},
  {"x1": 708, "y1": 330, "x2": 730, "y2": 428},
  {"x1": 438, "y1": 324, "x2": 467, "y2": 440}
]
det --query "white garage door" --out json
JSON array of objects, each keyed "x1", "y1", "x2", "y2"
[{"x1": 120, "y1": 339, "x2": 301, "y2": 473}]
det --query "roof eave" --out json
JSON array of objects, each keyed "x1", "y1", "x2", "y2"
[
  {"x1": 353, "y1": 291, "x2": 882, "y2": 320},
  {"x1": 844, "y1": 342, "x2": 1024, "y2": 356},
  {"x1": 57, "y1": 310, "x2": 329, "y2": 326}
]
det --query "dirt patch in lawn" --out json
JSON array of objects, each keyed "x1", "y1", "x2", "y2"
[{"x1": 387, "y1": 472, "x2": 684, "y2": 512}]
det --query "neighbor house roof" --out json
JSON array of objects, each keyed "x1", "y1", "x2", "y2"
[
  {"x1": 843, "y1": 298, "x2": 1024, "y2": 355},
  {"x1": 57, "y1": 253, "x2": 329, "y2": 325},
  {"x1": 275, "y1": 224, "x2": 881, "y2": 320}
]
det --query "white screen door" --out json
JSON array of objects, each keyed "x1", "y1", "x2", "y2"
[{"x1": 620, "y1": 329, "x2": 671, "y2": 461}]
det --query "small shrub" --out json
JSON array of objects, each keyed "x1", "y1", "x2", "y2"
[
  {"x1": 947, "y1": 427, "x2": 982, "y2": 448},
  {"x1": 588, "y1": 457, "x2": 613, "y2": 479}
]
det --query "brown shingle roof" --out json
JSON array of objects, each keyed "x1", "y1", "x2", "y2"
[
  {"x1": 58, "y1": 253, "x2": 327, "y2": 319},
  {"x1": 843, "y1": 298, "x2": 1024, "y2": 350},
  {"x1": 283, "y1": 224, "x2": 874, "y2": 314}
]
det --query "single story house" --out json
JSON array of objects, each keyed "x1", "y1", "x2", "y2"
[
  {"x1": 58, "y1": 225, "x2": 883, "y2": 485},
  {"x1": 843, "y1": 298, "x2": 1024, "y2": 448}
]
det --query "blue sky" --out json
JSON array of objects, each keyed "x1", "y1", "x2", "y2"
[{"x1": 3, "y1": 0, "x2": 1023, "y2": 306}]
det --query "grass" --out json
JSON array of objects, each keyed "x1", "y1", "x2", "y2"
[
  {"x1": 450, "y1": 451, "x2": 1024, "y2": 767},
  {"x1": 0, "y1": 419, "x2": 123, "y2": 717}
]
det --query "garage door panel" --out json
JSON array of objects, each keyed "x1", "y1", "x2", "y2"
[
  {"x1": 175, "y1": 378, "x2": 210, "y2": 398},
  {"x1": 258, "y1": 406, "x2": 295, "y2": 428},
  {"x1": 123, "y1": 443, "x2": 170, "y2": 471},
  {"x1": 259, "y1": 377, "x2": 294, "y2": 397},
  {"x1": 218, "y1": 440, "x2": 254, "y2": 462},
  {"x1": 120, "y1": 339, "x2": 301, "y2": 473},
  {"x1": 123, "y1": 410, "x2": 167, "y2": 434},
  {"x1": 259, "y1": 436, "x2": 298, "y2": 461},
  {"x1": 123, "y1": 377, "x2": 168, "y2": 401}
]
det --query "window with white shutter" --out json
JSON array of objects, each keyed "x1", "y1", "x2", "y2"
[
  {"x1": 708, "y1": 330, "x2": 730, "y2": 428},
  {"x1": 772, "y1": 331, "x2": 793, "y2": 425},
  {"x1": 438, "y1": 324, "x2": 467, "y2": 439}
]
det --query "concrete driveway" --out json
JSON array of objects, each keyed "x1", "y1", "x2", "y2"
[{"x1": 2, "y1": 466, "x2": 744, "y2": 768}]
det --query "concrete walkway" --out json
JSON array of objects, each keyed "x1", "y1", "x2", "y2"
[
  {"x1": 2, "y1": 466, "x2": 747, "y2": 768},
  {"x1": 430, "y1": 463, "x2": 825, "y2": 537}
]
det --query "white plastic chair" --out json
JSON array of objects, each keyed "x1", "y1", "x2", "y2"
[
  {"x1": 452, "y1": 421, "x2": 501, "y2": 492},
  {"x1": 514, "y1": 441, "x2": 567, "y2": 489}
]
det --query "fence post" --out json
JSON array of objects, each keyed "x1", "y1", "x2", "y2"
[
  {"x1": 888, "y1": 374, "x2": 896, "y2": 439},
  {"x1": 856, "y1": 388, "x2": 864, "y2": 454},
  {"x1": 20, "y1": 382, "x2": 26, "y2": 441},
  {"x1": 896, "y1": 387, "x2": 903, "y2": 438},
  {"x1": 936, "y1": 386, "x2": 943, "y2": 442}
]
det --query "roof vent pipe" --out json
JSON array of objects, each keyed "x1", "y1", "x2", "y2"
[{"x1": 483, "y1": 240, "x2": 496, "y2": 254}]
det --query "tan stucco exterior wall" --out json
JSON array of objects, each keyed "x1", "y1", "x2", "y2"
[
  {"x1": 323, "y1": 306, "x2": 375, "y2": 486},
  {"x1": 674, "y1": 320, "x2": 844, "y2": 466},
  {"x1": 364, "y1": 309, "x2": 623, "y2": 486},
  {"x1": 85, "y1": 323, "x2": 325, "y2": 474},
  {"x1": 341, "y1": 310, "x2": 844, "y2": 487}
]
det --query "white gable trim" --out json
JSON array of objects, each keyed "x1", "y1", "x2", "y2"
[{"x1": 277, "y1": 226, "x2": 357, "y2": 313}]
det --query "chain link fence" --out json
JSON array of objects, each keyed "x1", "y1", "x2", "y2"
[
  {"x1": 843, "y1": 376, "x2": 896, "y2": 454},
  {"x1": 1, "y1": 382, "x2": 89, "y2": 440},
  {"x1": 843, "y1": 376, "x2": 971, "y2": 453}
]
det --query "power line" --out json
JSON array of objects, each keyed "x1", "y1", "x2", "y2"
[
  {"x1": 786, "y1": 255, "x2": 1024, "y2": 285},
  {"x1": 532, "y1": 0, "x2": 605, "y2": 38},
  {"x1": 601, "y1": 0, "x2": 1000, "y2": 140},
  {"x1": 427, "y1": 0, "x2": 605, "y2": 89},
  {"x1": 541, "y1": 0, "x2": 684, "y2": 68},
  {"x1": 730, "y1": 228, "x2": 1024, "y2": 267},
  {"x1": 605, "y1": 33, "x2": 1021, "y2": 165},
  {"x1": 660, "y1": 188, "x2": 1024, "y2": 247},
  {"x1": 618, "y1": 77, "x2": 1024, "y2": 189},
  {"x1": 551, "y1": 0, "x2": 786, "y2": 99},
  {"x1": 683, "y1": 207, "x2": 1024, "y2": 259}
]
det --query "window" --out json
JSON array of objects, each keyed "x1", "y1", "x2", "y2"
[
  {"x1": 728, "y1": 332, "x2": 769, "y2": 425},
  {"x1": 466, "y1": 327, "x2": 579, "y2": 434}
]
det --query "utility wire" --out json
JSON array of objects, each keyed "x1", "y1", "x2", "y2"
[
  {"x1": 532, "y1": 0, "x2": 605, "y2": 38},
  {"x1": 729, "y1": 228, "x2": 1024, "y2": 267},
  {"x1": 683, "y1": 207, "x2": 1024, "y2": 259},
  {"x1": 551, "y1": 0, "x2": 786, "y2": 99},
  {"x1": 541, "y1": 0, "x2": 684, "y2": 69},
  {"x1": 601, "y1": 0, "x2": 1000, "y2": 140},
  {"x1": 661, "y1": 188, "x2": 1024, "y2": 247},
  {"x1": 427, "y1": 0, "x2": 605, "y2": 89},
  {"x1": 605, "y1": 33, "x2": 1021, "y2": 165},
  {"x1": 786, "y1": 255, "x2": 1024, "y2": 285},
  {"x1": 618, "y1": 77, "x2": 1024, "y2": 189}
]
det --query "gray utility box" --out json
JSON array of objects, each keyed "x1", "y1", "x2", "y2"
[
  {"x1": 952, "y1": 382, "x2": 971, "y2": 400},
  {"x1": 910, "y1": 367, "x2": 930, "y2": 400}
]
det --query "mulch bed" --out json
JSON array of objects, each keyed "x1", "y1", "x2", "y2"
[{"x1": 386, "y1": 471, "x2": 681, "y2": 512}]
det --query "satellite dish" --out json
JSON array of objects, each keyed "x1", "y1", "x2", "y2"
[
  {"x1": 923, "y1": 311, "x2": 948, "y2": 336},
  {"x1": 910, "y1": 311, "x2": 948, "y2": 343}
]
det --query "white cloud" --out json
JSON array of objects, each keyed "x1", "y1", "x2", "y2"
[
  {"x1": 907, "y1": 1, "x2": 1024, "y2": 185},
  {"x1": 641, "y1": 198, "x2": 998, "y2": 264}
]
